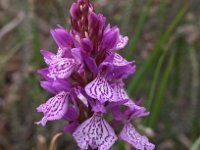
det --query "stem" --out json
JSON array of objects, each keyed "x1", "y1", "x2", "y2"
[{"x1": 188, "y1": 45, "x2": 199, "y2": 128}]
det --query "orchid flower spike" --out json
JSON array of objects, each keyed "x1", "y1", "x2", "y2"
[{"x1": 36, "y1": 0, "x2": 155, "y2": 149}]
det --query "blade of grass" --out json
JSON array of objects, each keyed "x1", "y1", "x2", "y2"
[
  {"x1": 147, "y1": 53, "x2": 175, "y2": 127},
  {"x1": 172, "y1": 37, "x2": 185, "y2": 96},
  {"x1": 126, "y1": 0, "x2": 152, "y2": 59},
  {"x1": 0, "y1": 43, "x2": 22, "y2": 70},
  {"x1": 146, "y1": 37, "x2": 174, "y2": 111},
  {"x1": 127, "y1": 4, "x2": 186, "y2": 95},
  {"x1": 191, "y1": 136, "x2": 200, "y2": 150},
  {"x1": 49, "y1": 133, "x2": 62, "y2": 150},
  {"x1": 117, "y1": 140, "x2": 126, "y2": 150},
  {"x1": 188, "y1": 45, "x2": 199, "y2": 130},
  {"x1": 32, "y1": 19, "x2": 42, "y2": 66},
  {"x1": 0, "y1": 37, "x2": 31, "y2": 70},
  {"x1": 158, "y1": 0, "x2": 168, "y2": 35}
]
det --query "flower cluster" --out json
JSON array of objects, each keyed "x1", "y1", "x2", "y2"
[{"x1": 36, "y1": 0, "x2": 155, "y2": 149}]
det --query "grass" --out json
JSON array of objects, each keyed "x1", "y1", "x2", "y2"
[
  {"x1": 146, "y1": 52, "x2": 175, "y2": 127},
  {"x1": 146, "y1": 37, "x2": 174, "y2": 116},
  {"x1": 126, "y1": 0, "x2": 152, "y2": 58},
  {"x1": 191, "y1": 136, "x2": 200, "y2": 150},
  {"x1": 127, "y1": 4, "x2": 187, "y2": 95}
]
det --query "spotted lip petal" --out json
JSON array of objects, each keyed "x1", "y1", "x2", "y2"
[
  {"x1": 113, "y1": 53, "x2": 133, "y2": 66},
  {"x1": 85, "y1": 75, "x2": 115, "y2": 103},
  {"x1": 112, "y1": 80, "x2": 129, "y2": 102},
  {"x1": 36, "y1": 91, "x2": 68, "y2": 126},
  {"x1": 113, "y1": 35, "x2": 128, "y2": 51},
  {"x1": 47, "y1": 58, "x2": 76, "y2": 80},
  {"x1": 120, "y1": 123, "x2": 155, "y2": 150},
  {"x1": 41, "y1": 48, "x2": 66, "y2": 66},
  {"x1": 124, "y1": 99, "x2": 142, "y2": 110},
  {"x1": 40, "y1": 50, "x2": 56, "y2": 65},
  {"x1": 73, "y1": 113, "x2": 117, "y2": 150}
]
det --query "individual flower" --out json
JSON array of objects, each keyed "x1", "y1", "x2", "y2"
[
  {"x1": 120, "y1": 123, "x2": 155, "y2": 150},
  {"x1": 85, "y1": 74, "x2": 115, "y2": 103},
  {"x1": 73, "y1": 113, "x2": 117, "y2": 150},
  {"x1": 36, "y1": 91, "x2": 68, "y2": 126}
]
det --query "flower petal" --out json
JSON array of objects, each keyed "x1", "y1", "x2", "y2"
[
  {"x1": 81, "y1": 38, "x2": 93, "y2": 52},
  {"x1": 47, "y1": 58, "x2": 76, "y2": 80},
  {"x1": 70, "y1": 3, "x2": 80, "y2": 20},
  {"x1": 112, "y1": 80, "x2": 129, "y2": 102},
  {"x1": 50, "y1": 27, "x2": 73, "y2": 49},
  {"x1": 63, "y1": 107, "x2": 78, "y2": 121},
  {"x1": 40, "y1": 50, "x2": 56, "y2": 65},
  {"x1": 82, "y1": 53, "x2": 98, "y2": 73},
  {"x1": 75, "y1": 88, "x2": 89, "y2": 107},
  {"x1": 37, "y1": 68, "x2": 50, "y2": 80},
  {"x1": 40, "y1": 81, "x2": 56, "y2": 94},
  {"x1": 113, "y1": 35, "x2": 128, "y2": 50},
  {"x1": 71, "y1": 48, "x2": 82, "y2": 65},
  {"x1": 113, "y1": 53, "x2": 131, "y2": 66},
  {"x1": 120, "y1": 123, "x2": 155, "y2": 150},
  {"x1": 73, "y1": 113, "x2": 117, "y2": 150},
  {"x1": 64, "y1": 122, "x2": 79, "y2": 133},
  {"x1": 100, "y1": 27, "x2": 119, "y2": 51},
  {"x1": 40, "y1": 80, "x2": 71, "y2": 94},
  {"x1": 85, "y1": 75, "x2": 115, "y2": 103},
  {"x1": 36, "y1": 91, "x2": 68, "y2": 126},
  {"x1": 56, "y1": 47, "x2": 66, "y2": 58},
  {"x1": 103, "y1": 53, "x2": 136, "y2": 79}
]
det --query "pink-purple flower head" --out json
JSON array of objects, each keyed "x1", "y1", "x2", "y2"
[{"x1": 35, "y1": 0, "x2": 155, "y2": 149}]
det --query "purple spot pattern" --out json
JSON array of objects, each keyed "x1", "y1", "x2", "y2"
[
  {"x1": 113, "y1": 35, "x2": 128, "y2": 50},
  {"x1": 36, "y1": 91, "x2": 68, "y2": 126},
  {"x1": 120, "y1": 123, "x2": 155, "y2": 150},
  {"x1": 85, "y1": 75, "x2": 115, "y2": 103},
  {"x1": 113, "y1": 53, "x2": 129, "y2": 66},
  {"x1": 47, "y1": 58, "x2": 76, "y2": 80},
  {"x1": 112, "y1": 80, "x2": 129, "y2": 102},
  {"x1": 73, "y1": 113, "x2": 117, "y2": 150},
  {"x1": 43, "y1": 48, "x2": 65, "y2": 65}
]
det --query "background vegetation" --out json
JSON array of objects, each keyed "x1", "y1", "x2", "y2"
[{"x1": 0, "y1": 0, "x2": 199, "y2": 149}]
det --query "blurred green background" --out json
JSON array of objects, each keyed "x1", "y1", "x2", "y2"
[{"x1": 0, "y1": 0, "x2": 199, "y2": 150}]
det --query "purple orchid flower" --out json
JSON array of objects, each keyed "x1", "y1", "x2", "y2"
[
  {"x1": 36, "y1": 91, "x2": 69, "y2": 126},
  {"x1": 73, "y1": 113, "x2": 117, "y2": 150},
  {"x1": 36, "y1": 0, "x2": 155, "y2": 149}
]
